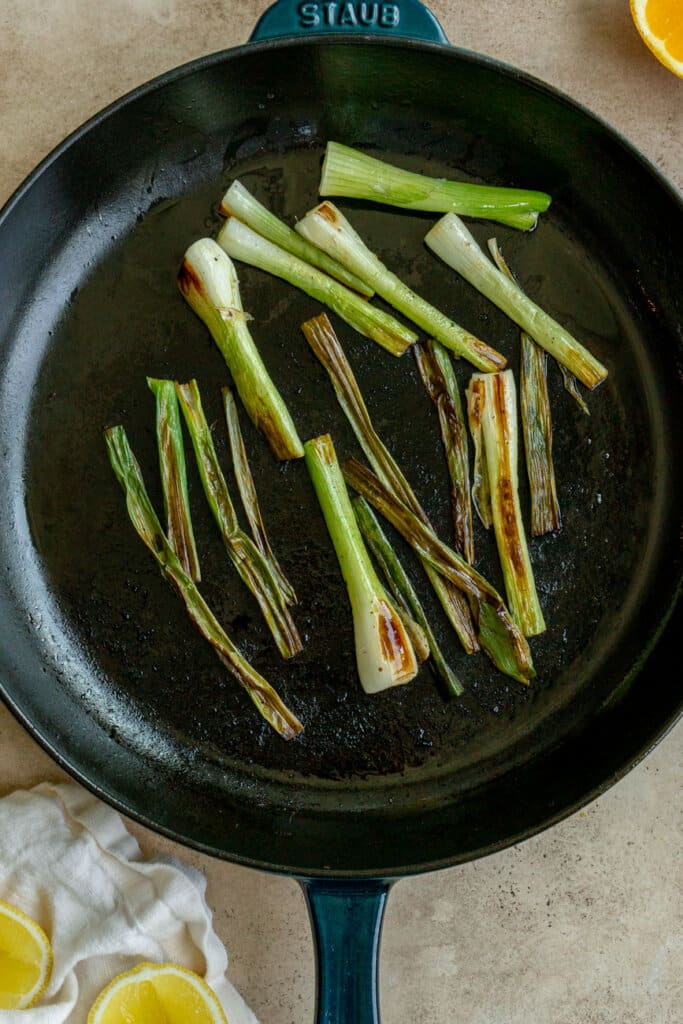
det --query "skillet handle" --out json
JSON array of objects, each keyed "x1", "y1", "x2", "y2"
[
  {"x1": 299, "y1": 877, "x2": 392, "y2": 1023},
  {"x1": 250, "y1": 0, "x2": 448, "y2": 44}
]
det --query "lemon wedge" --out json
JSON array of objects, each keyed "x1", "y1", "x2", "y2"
[
  {"x1": 631, "y1": 0, "x2": 683, "y2": 77},
  {"x1": 87, "y1": 962, "x2": 228, "y2": 1024},
  {"x1": 0, "y1": 897, "x2": 53, "y2": 1009}
]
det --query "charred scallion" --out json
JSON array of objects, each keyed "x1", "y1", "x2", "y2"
[
  {"x1": 176, "y1": 380, "x2": 303, "y2": 659},
  {"x1": 305, "y1": 434, "x2": 418, "y2": 694},
  {"x1": 222, "y1": 386, "x2": 297, "y2": 607},
  {"x1": 219, "y1": 180, "x2": 374, "y2": 297},
  {"x1": 353, "y1": 495, "x2": 463, "y2": 697},
  {"x1": 301, "y1": 312, "x2": 480, "y2": 660},
  {"x1": 320, "y1": 141, "x2": 551, "y2": 231},
  {"x1": 217, "y1": 218, "x2": 417, "y2": 357},
  {"x1": 466, "y1": 371, "x2": 546, "y2": 637},
  {"x1": 425, "y1": 214, "x2": 608, "y2": 390},
  {"x1": 178, "y1": 239, "x2": 303, "y2": 460},
  {"x1": 296, "y1": 202, "x2": 505, "y2": 372},
  {"x1": 413, "y1": 342, "x2": 474, "y2": 564},
  {"x1": 487, "y1": 240, "x2": 561, "y2": 536},
  {"x1": 147, "y1": 377, "x2": 201, "y2": 581},
  {"x1": 519, "y1": 336, "x2": 561, "y2": 536},
  {"x1": 104, "y1": 425, "x2": 303, "y2": 740},
  {"x1": 342, "y1": 457, "x2": 535, "y2": 683}
]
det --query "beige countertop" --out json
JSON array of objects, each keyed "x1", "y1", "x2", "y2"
[{"x1": 1, "y1": 3, "x2": 681, "y2": 1022}]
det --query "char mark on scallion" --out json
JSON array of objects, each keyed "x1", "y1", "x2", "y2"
[
  {"x1": 219, "y1": 179, "x2": 375, "y2": 297},
  {"x1": 178, "y1": 238, "x2": 304, "y2": 460},
  {"x1": 222, "y1": 386, "x2": 297, "y2": 607},
  {"x1": 104, "y1": 425, "x2": 303, "y2": 740},
  {"x1": 319, "y1": 141, "x2": 551, "y2": 231},
  {"x1": 147, "y1": 376, "x2": 201, "y2": 582},
  {"x1": 175, "y1": 379, "x2": 303, "y2": 660},
  {"x1": 296, "y1": 201, "x2": 506, "y2": 372},
  {"x1": 301, "y1": 311, "x2": 480, "y2": 661},
  {"x1": 216, "y1": 217, "x2": 417, "y2": 357}
]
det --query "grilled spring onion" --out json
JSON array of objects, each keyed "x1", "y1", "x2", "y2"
[
  {"x1": 342, "y1": 457, "x2": 534, "y2": 683},
  {"x1": 301, "y1": 312, "x2": 479, "y2": 661},
  {"x1": 147, "y1": 377, "x2": 201, "y2": 581},
  {"x1": 353, "y1": 495, "x2": 463, "y2": 697},
  {"x1": 216, "y1": 217, "x2": 417, "y2": 357},
  {"x1": 295, "y1": 202, "x2": 505, "y2": 372},
  {"x1": 413, "y1": 341, "x2": 474, "y2": 564},
  {"x1": 466, "y1": 371, "x2": 546, "y2": 637},
  {"x1": 219, "y1": 180, "x2": 374, "y2": 297},
  {"x1": 176, "y1": 380, "x2": 303, "y2": 659},
  {"x1": 178, "y1": 239, "x2": 303, "y2": 461},
  {"x1": 305, "y1": 434, "x2": 418, "y2": 694},
  {"x1": 104, "y1": 426, "x2": 303, "y2": 740},
  {"x1": 486, "y1": 239, "x2": 590, "y2": 418},
  {"x1": 486, "y1": 240, "x2": 561, "y2": 536},
  {"x1": 425, "y1": 214, "x2": 608, "y2": 391},
  {"x1": 319, "y1": 141, "x2": 551, "y2": 231},
  {"x1": 222, "y1": 386, "x2": 297, "y2": 608}
]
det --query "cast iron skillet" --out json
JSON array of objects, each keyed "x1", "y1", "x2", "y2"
[{"x1": 0, "y1": 2, "x2": 681, "y2": 1020}]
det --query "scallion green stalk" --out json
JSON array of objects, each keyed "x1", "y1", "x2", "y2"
[
  {"x1": 320, "y1": 141, "x2": 551, "y2": 231},
  {"x1": 353, "y1": 495, "x2": 463, "y2": 697},
  {"x1": 216, "y1": 218, "x2": 417, "y2": 357},
  {"x1": 466, "y1": 371, "x2": 546, "y2": 637},
  {"x1": 296, "y1": 202, "x2": 505, "y2": 372},
  {"x1": 220, "y1": 180, "x2": 374, "y2": 297},
  {"x1": 425, "y1": 214, "x2": 608, "y2": 390},
  {"x1": 147, "y1": 377, "x2": 201, "y2": 581},
  {"x1": 176, "y1": 380, "x2": 303, "y2": 659},
  {"x1": 104, "y1": 425, "x2": 303, "y2": 740},
  {"x1": 301, "y1": 312, "x2": 479, "y2": 658},
  {"x1": 178, "y1": 238, "x2": 303, "y2": 460},
  {"x1": 413, "y1": 342, "x2": 475, "y2": 563},
  {"x1": 222, "y1": 386, "x2": 297, "y2": 608},
  {"x1": 486, "y1": 240, "x2": 561, "y2": 536},
  {"x1": 305, "y1": 434, "x2": 419, "y2": 694},
  {"x1": 342, "y1": 456, "x2": 535, "y2": 683}
]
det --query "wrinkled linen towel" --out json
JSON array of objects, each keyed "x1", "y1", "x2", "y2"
[{"x1": 0, "y1": 782, "x2": 259, "y2": 1024}]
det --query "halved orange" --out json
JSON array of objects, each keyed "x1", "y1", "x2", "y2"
[
  {"x1": 630, "y1": 0, "x2": 683, "y2": 77},
  {"x1": 87, "y1": 962, "x2": 228, "y2": 1024},
  {"x1": 0, "y1": 897, "x2": 53, "y2": 1009}
]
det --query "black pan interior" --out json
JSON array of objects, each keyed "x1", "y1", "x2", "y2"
[{"x1": 0, "y1": 39, "x2": 681, "y2": 875}]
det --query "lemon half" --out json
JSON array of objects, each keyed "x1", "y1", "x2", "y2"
[
  {"x1": 631, "y1": 0, "x2": 683, "y2": 77},
  {"x1": 87, "y1": 962, "x2": 229, "y2": 1024},
  {"x1": 0, "y1": 897, "x2": 53, "y2": 1009}
]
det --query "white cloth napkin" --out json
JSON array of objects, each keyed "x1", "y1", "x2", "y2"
[{"x1": 0, "y1": 783, "x2": 259, "y2": 1024}]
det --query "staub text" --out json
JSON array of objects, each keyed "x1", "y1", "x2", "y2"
[{"x1": 298, "y1": 3, "x2": 401, "y2": 29}]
